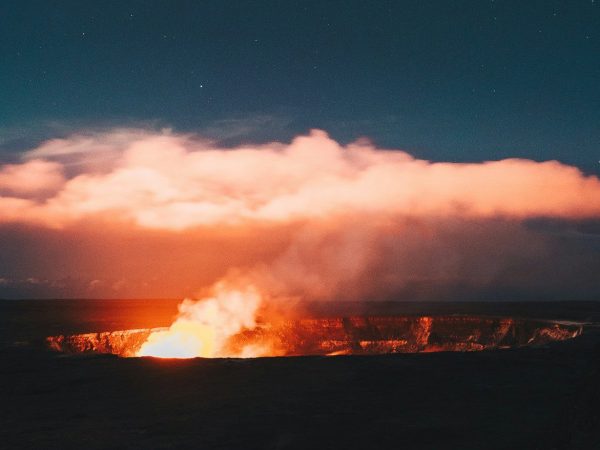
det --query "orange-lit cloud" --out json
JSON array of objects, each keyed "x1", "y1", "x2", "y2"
[
  {"x1": 1, "y1": 129, "x2": 599, "y2": 300},
  {"x1": 0, "y1": 160, "x2": 65, "y2": 197},
  {"x1": 1, "y1": 129, "x2": 599, "y2": 229}
]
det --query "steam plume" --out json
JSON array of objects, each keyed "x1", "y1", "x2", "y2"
[{"x1": 1, "y1": 129, "x2": 599, "y2": 301}]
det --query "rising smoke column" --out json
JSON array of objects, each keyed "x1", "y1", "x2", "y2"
[
  {"x1": 0, "y1": 128, "x2": 599, "y2": 303},
  {"x1": 136, "y1": 282, "x2": 263, "y2": 358}
]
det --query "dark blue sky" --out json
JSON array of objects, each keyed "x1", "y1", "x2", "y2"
[{"x1": 1, "y1": 0, "x2": 599, "y2": 172}]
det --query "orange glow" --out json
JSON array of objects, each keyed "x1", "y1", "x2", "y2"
[
  {"x1": 136, "y1": 321, "x2": 217, "y2": 358},
  {"x1": 47, "y1": 315, "x2": 583, "y2": 358},
  {"x1": 136, "y1": 282, "x2": 268, "y2": 358},
  {"x1": 3, "y1": 129, "x2": 600, "y2": 301}
]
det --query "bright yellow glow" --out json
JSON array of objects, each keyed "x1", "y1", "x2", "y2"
[
  {"x1": 135, "y1": 283, "x2": 265, "y2": 359},
  {"x1": 137, "y1": 320, "x2": 216, "y2": 358}
]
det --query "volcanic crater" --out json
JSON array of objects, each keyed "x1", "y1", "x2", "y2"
[{"x1": 46, "y1": 315, "x2": 583, "y2": 358}]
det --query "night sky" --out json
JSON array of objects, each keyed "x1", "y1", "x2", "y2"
[
  {"x1": 1, "y1": 0, "x2": 599, "y2": 172},
  {"x1": 1, "y1": 1, "x2": 600, "y2": 300}
]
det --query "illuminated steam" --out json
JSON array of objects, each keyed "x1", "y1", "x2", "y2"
[
  {"x1": 1, "y1": 129, "x2": 599, "y2": 230},
  {"x1": 137, "y1": 282, "x2": 263, "y2": 358},
  {"x1": 1, "y1": 129, "x2": 599, "y2": 302}
]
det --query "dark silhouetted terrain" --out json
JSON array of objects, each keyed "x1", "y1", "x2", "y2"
[{"x1": 1, "y1": 300, "x2": 599, "y2": 450}]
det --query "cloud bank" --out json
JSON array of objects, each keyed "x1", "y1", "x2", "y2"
[{"x1": 1, "y1": 129, "x2": 599, "y2": 300}]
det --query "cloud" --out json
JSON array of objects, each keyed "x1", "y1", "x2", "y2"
[
  {"x1": 0, "y1": 160, "x2": 65, "y2": 197},
  {"x1": 1, "y1": 129, "x2": 600, "y2": 230},
  {"x1": 0, "y1": 129, "x2": 599, "y2": 300}
]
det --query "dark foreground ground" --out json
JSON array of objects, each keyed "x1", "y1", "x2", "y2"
[{"x1": 1, "y1": 300, "x2": 599, "y2": 450}]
